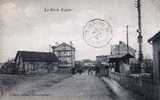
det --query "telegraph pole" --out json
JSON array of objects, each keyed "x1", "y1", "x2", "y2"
[
  {"x1": 126, "y1": 25, "x2": 129, "y2": 54},
  {"x1": 136, "y1": 0, "x2": 143, "y2": 70},
  {"x1": 126, "y1": 25, "x2": 129, "y2": 64}
]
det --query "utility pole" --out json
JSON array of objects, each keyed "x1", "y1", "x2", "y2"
[
  {"x1": 136, "y1": 0, "x2": 143, "y2": 70},
  {"x1": 126, "y1": 25, "x2": 129, "y2": 64},
  {"x1": 126, "y1": 25, "x2": 129, "y2": 54}
]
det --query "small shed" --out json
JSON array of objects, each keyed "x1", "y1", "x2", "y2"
[{"x1": 108, "y1": 53, "x2": 134, "y2": 73}]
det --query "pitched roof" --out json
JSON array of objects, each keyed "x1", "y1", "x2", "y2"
[
  {"x1": 15, "y1": 51, "x2": 58, "y2": 62},
  {"x1": 52, "y1": 42, "x2": 75, "y2": 50},
  {"x1": 108, "y1": 53, "x2": 134, "y2": 59},
  {"x1": 108, "y1": 53, "x2": 134, "y2": 62},
  {"x1": 148, "y1": 31, "x2": 160, "y2": 43}
]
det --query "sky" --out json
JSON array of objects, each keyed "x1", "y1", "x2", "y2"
[{"x1": 0, "y1": 0, "x2": 160, "y2": 63}]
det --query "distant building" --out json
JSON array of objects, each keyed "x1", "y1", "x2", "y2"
[
  {"x1": 111, "y1": 41, "x2": 136, "y2": 57},
  {"x1": 81, "y1": 59, "x2": 95, "y2": 67},
  {"x1": 96, "y1": 41, "x2": 136, "y2": 75},
  {"x1": 75, "y1": 61, "x2": 83, "y2": 67},
  {"x1": 109, "y1": 41, "x2": 136, "y2": 73},
  {"x1": 52, "y1": 42, "x2": 75, "y2": 72},
  {"x1": 96, "y1": 55, "x2": 109, "y2": 64},
  {"x1": 15, "y1": 51, "x2": 58, "y2": 74},
  {"x1": 148, "y1": 31, "x2": 160, "y2": 82},
  {"x1": 96, "y1": 56, "x2": 110, "y2": 76}
]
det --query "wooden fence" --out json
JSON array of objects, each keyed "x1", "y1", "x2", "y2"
[{"x1": 109, "y1": 72, "x2": 160, "y2": 100}]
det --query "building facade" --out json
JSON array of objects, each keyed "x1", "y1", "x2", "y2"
[
  {"x1": 109, "y1": 41, "x2": 136, "y2": 73},
  {"x1": 148, "y1": 31, "x2": 160, "y2": 82},
  {"x1": 52, "y1": 42, "x2": 75, "y2": 72},
  {"x1": 15, "y1": 51, "x2": 58, "y2": 74},
  {"x1": 111, "y1": 41, "x2": 136, "y2": 56}
]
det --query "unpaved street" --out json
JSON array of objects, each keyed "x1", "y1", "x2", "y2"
[
  {"x1": 36, "y1": 72, "x2": 116, "y2": 100},
  {"x1": 1, "y1": 72, "x2": 135, "y2": 100},
  {"x1": 7, "y1": 73, "x2": 72, "y2": 96}
]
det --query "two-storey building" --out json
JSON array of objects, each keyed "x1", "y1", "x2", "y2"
[{"x1": 52, "y1": 42, "x2": 75, "y2": 72}]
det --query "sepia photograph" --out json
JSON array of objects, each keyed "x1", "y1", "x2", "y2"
[{"x1": 0, "y1": 0, "x2": 160, "y2": 100}]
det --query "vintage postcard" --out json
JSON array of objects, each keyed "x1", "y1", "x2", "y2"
[{"x1": 0, "y1": 0, "x2": 160, "y2": 100}]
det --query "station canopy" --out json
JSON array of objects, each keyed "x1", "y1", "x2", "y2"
[{"x1": 108, "y1": 53, "x2": 134, "y2": 62}]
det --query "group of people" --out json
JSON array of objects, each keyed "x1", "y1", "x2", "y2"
[
  {"x1": 71, "y1": 63, "x2": 83, "y2": 75},
  {"x1": 88, "y1": 66, "x2": 100, "y2": 76},
  {"x1": 72, "y1": 61, "x2": 110, "y2": 77}
]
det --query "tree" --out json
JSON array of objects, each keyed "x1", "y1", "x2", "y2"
[{"x1": 0, "y1": 59, "x2": 17, "y2": 74}]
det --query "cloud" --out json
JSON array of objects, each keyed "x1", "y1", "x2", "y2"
[
  {"x1": 0, "y1": 0, "x2": 160, "y2": 62},
  {"x1": 0, "y1": 2, "x2": 33, "y2": 36}
]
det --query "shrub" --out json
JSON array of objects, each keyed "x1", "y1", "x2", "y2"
[{"x1": 0, "y1": 60, "x2": 18, "y2": 74}]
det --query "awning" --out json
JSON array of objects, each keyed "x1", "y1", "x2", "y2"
[{"x1": 108, "y1": 53, "x2": 134, "y2": 62}]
